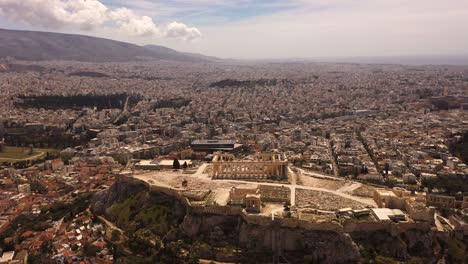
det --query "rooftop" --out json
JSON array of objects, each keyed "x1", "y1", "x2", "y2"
[
  {"x1": 371, "y1": 208, "x2": 405, "y2": 221},
  {"x1": 192, "y1": 140, "x2": 236, "y2": 145}
]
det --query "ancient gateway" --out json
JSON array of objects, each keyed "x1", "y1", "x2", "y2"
[{"x1": 211, "y1": 153, "x2": 288, "y2": 180}]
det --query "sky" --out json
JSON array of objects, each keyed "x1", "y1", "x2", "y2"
[{"x1": 0, "y1": 0, "x2": 467, "y2": 59}]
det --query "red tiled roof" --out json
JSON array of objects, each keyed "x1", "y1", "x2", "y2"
[{"x1": 21, "y1": 230, "x2": 34, "y2": 238}]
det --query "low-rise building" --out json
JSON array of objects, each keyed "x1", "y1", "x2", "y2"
[
  {"x1": 426, "y1": 193, "x2": 456, "y2": 208},
  {"x1": 371, "y1": 208, "x2": 406, "y2": 222},
  {"x1": 191, "y1": 140, "x2": 242, "y2": 153}
]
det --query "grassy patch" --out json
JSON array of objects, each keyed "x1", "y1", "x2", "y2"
[
  {"x1": 0, "y1": 146, "x2": 59, "y2": 162},
  {"x1": 109, "y1": 192, "x2": 174, "y2": 235}
]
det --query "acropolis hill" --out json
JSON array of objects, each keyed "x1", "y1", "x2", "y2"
[
  {"x1": 91, "y1": 153, "x2": 461, "y2": 263},
  {"x1": 0, "y1": 36, "x2": 467, "y2": 262}
]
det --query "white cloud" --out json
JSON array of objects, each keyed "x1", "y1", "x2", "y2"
[
  {"x1": 0, "y1": 0, "x2": 201, "y2": 40},
  {"x1": 177, "y1": 0, "x2": 468, "y2": 58},
  {"x1": 0, "y1": 0, "x2": 107, "y2": 30},
  {"x1": 1, "y1": 0, "x2": 466, "y2": 57},
  {"x1": 165, "y1": 21, "x2": 202, "y2": 41},
  {"x1": 109, "y1": 8, "x2": 160, "y2": 36}
]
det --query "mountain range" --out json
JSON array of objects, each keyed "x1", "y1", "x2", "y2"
[
  {"x1": 0, "y1": 28, "x2": 218, "y2": 63},
  {"x1": 1, "y1": 28, "x2": 467, "y2": 66}
]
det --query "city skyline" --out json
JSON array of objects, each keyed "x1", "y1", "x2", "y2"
[{"x1": 1, "y1": 0, "x2": 468, "y2": 59}]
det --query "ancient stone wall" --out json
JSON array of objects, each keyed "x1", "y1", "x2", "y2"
[
  {"x1": 343, "y1": 220, "x2": 391, "y2": 233},
  {"x1": 191, "y1": 205, "x2": 243, "y2": 215},
  {"x1": 211, "y1": 153, "x2": 288, "y2": 180},
  {"x1": 257, "y1": 185, "x2": 290, "y2": 203},
  {"x1": 126, "y1": 176, "x2": 446, "y2": 238},
  {"x1": 405, "y1": 199, "x2": 435, "y2": 224},
  {"x1": 391, "y1": 221, "x2": 431, "y2": 236}
]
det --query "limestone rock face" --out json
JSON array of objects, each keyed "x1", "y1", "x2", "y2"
[
  {"x1": 91, "y1": 177, "x2": 445, "y2": 263},
  {"x1": 239, "y1": 222, "x2": 360, "y2": 263},
  {"x1": 402, "y1": 229, "x2": 437, "y2": 257},
  {"x1": 181, "y1": 214, "x2": 240, "y2": 240},
  {"x1": 91, "y1": 176, "x2": 147, "y2": 216},
  {"x1": 350, "y1": 229, "x2": 441, "y2": 261},
  {"x1": 180, "y1": 214, "x2": 202, "y2": 237}
]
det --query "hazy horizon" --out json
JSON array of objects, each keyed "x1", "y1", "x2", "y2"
[{"x1": 1, "y1": 0, "x2": 467, "y2": 60}]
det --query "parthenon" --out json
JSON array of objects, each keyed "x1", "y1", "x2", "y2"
[{"x1": 211, "y1": 153, "x2": 288, "y2": 180}]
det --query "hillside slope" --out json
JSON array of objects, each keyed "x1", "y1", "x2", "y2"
[
  {"x1": 91, "y1": 176, "x2": 461, "y2": 263},
  {"x1": 145, "y1": 44, "x2": 221, "y2": 62},
  {"x1": 0, "y1": 28, "x2": 208, "y2": 62}
]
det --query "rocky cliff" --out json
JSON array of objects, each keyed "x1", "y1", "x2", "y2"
[{"x1": 91, "y1": 176, "x2": 454, "y2": 263}]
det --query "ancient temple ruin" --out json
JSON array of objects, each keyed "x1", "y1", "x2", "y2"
[{"x1": 211, "y1": 153, "x2": 288, "y2": 180}]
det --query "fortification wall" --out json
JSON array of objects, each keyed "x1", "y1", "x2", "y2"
[
  {"x1": 343, "y1": 220, "x2": 391, "y2": 233},
  {"x1": 405, "y1": 202, "x2": 435, "y2": 223},
  {"x1": 240, "y1": 212, "x2": 342, "y2": 231},
  {"x1": 391, "y1": 222, "x2": 431, "y2": 236},
  {"x1": 298, "y1": 220, "x2": 342, "y2": 232},
  {"x1": 191, "y1": 205, "x2": 242, "y2": 215},
  {"x1": 126, "y1": 176, "x2": 441, "y2": 236},
  {"x1": 241, "y1": 212, "x2": 272, "y2": 226}
]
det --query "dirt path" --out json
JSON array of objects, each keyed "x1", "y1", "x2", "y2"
[
  {"x1": 0, "y1": 151, "x2": 45, "y2": 162},
  {"x1": 193, "y1": 163, "x2": 209, "y2": 178},
  {"x1": 135, "y1": 173, "x2": 376, "y2": 207},
  {"x1": 296, "y1": 167, "x2": 345, "y2": 181},
  {"x1": 336, "y1": 182, "x2": 362, "y2": 193},
  {"x1": 288, "y1": 167, "x2": 297, "y2": 185}
]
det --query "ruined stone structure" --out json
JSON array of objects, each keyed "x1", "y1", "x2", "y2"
[
  {"x1": 229, "y1": 187, "x2": 258, "y2": 205},
  {"x1": 211, "y1": 153, "x2": 288, "y2": 180},
  {"x1": 229, "y1": 185, "x2": 290, "y2": 206},
  {"x1": 426, "y1": 193, "x2": 456, "y2": 208},
  {"x1": 374, "y1": 188, "x2": 435, "y2": 224},
  {"x1": 245, "y1": 194, "x2": 262, "y2": 213},
  {"x1": 257, "y1": 185, "x2": 290, "y2": 203}
]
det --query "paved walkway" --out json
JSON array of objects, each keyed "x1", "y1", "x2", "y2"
[
  {"x1": 336, "y1": 182, "x2": 362, "y2": 193},
  {"x1": 288, "y1": 167, "x2": 297, "y2": 185},
  {"x1": 215, "y1": 179, "x2": 375, "y2": 206},
  {"x1": 296, "y1": 167, "x2": 345, "y2": 181},
  {"x1": 133, "y1": 164, "x2": 377, "y2": 208},
  {"x1": 193, "y1": 163, "x2": 209, "y2": 178}
]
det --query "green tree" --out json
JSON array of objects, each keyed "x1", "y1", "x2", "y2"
[
  {"x1": 83, "y1": 242, "x2": 100, "y2": 257},
  {"x1": 173, "y1": 159, "x2": 180, "y2": 170},
  {"x1": 71, "y1": 244, "x2": 79, "y2": 251},
  {"x1": 40, "y1": 240, "x2": 55, "y2": 255},
  {"x1": 111, "y1": 229, "x2": 121, "y2": 242}
]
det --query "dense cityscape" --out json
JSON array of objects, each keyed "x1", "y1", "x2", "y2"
[{"x1": 0, "y1": 58, "x2": 466, "y2": 263}]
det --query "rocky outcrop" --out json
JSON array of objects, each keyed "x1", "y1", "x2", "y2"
[
  {"x1": 239, "y1": 223, "x2": 360, "y2": 263},
  {"x1": 91, "y1": 176, "x2": 147, "y2": 216},
  {"x1": 92, "y1": 176, "x2": 446, "y2": 263},
  {"x1": 181, "y1": 214, "x2": 240, "y2": 238},
  {"x1": 351, "y1": 229, "x2": 442, "y2": 261},
  {"x1": 180, "y1": 213, "x2": 360, "y2": 263}
]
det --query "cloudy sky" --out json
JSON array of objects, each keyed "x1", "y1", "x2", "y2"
[{"x1": 0, "y1": 0, "x2": 467, "y2": 59}]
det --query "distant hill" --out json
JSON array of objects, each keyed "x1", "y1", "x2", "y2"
[
  {"x1": 312, "y1": 55, "x2": 468, "y2": 66},
  {"x1": 0, "y1": 28, "x2": 213, "y2": 63},
  {"x1": 144, "y1": 45, "x2": 221, "y2": 62},
  {"x1": 259, "y1": 55, "x2": 468, "y2": 66}
]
